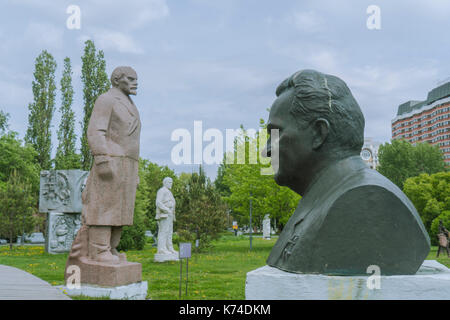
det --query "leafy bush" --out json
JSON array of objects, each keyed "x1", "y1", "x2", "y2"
[
  {"x1": 117, "y1": 224, "x2": 146, "y2": 251},
  {"x1": 403, "y1": 172, "x2": 450, "y2": 243}
]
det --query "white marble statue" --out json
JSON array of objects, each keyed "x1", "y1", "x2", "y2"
[
  {"x1": 154, "y1": 177, "x2": 179, "y2": 262},
  {"x1": 263, "y1": 214, "x2": 271, "y2": 240}
]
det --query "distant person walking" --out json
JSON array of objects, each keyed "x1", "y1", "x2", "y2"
[{"x1": 437, "y1": 220, "x2": 450, "y2": 258}]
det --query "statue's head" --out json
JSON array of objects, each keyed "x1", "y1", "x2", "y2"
[
  {"x1": 111, "y1": 66, "x2": 138, "y2": 96},
  {"x1": 163, "y1": 177, "x2": 173, "y2": 190},
  {"x1": 264, "y1": 69, "x2": 365, "y2": 195}
]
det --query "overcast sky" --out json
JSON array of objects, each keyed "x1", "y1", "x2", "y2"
[{"x1": 2, "y1": 0, "x2": 450, "y2": 179}]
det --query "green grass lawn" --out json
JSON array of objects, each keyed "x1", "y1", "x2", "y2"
[
  {"x1": 0, "y1": 236, "x2": 449, "y2": 300},
  {"x1": 0, "y1": 234, "x2": 275, "y2": 300},
  {"x1": 426, "y1": 246, "x2": 450, "y2": 267}
]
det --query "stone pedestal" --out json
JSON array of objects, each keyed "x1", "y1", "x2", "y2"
[
  {"x1": 57, "y1": 281, "x2": 148, "y2": 300},
  {"x1": 154, "y1": 252, "x2": 179, "y2": 262},
  {"x1": 66, "y1": 257, "x2": 142, "y2": 287},
  {"x1": 245, "y1": 260, "x2": 450, "y2": 300}
]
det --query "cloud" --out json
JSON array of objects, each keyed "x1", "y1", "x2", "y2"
[
  {"x1": 289, "y1": 10, "x2": 325, "y2": 33},
  {"x1": 82, "y1": 0, "x2": 170, "y2": 31},
  {"x1": 180, "y1": 61, "x2": 275, "y2": 92},
  {"x1": 304, "y1": 50, "x2": 338, "y2": 73},
  {"x1": 24, "y1": 22, "x2": 64, "y2": 50},
  {"x1": 128, "y1": 0, "x2": 170, "y2": 29},
  {"x1": 78, "y1": 30, "x2": 144, "y2": 54}
]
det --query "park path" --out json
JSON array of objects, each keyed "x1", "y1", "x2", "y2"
[{"x1": 0, "y1": 265, "x2": 71, "y2": 300}]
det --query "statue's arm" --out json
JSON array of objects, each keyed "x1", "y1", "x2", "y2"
[
  {"x1": 156, "y1": 190, "x2": 171, "y2": 214},
  {"x1": 173, "y1": 202, "x2": 176, "y2": 221},
  {"x1": 87, "y1": 94, "x2": 113, "y2": 156},
  {"x1": 87, "y1": 94, "x2": 114, "y2": 179}
]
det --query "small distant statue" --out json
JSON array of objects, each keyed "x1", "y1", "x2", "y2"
[
  {"x1": 262, "y1": 214, "x2": 271, "y2": 240},
  {"x1": 154, "y1": 177, "x2": 179, "y2": 262},
  {"x1": 437, "y1": 220, "x2": 450, "y2": 258}
]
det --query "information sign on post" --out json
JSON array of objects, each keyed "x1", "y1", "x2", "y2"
[
  {"x1": 179, "y1": 242, "x2": 191, "y2": 298},
  {"x1": 179, "y1": 242, "x2": 192, "y2": 259}
]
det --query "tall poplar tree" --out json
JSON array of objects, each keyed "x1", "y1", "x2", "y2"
[
  {"x1": 0, "y1": 170, "x2": 36, "y2": 250},
  {"x1": 55, "y1": 57, "x2": 80, "y2": 170},
  {"x1": 80, "y1": 40, "x2": 110, "y2": 170},
  {"x1": 25, "y1": 50, "x2": 57, "y2": 170}
]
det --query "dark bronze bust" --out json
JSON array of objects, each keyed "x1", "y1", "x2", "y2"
[{"x1": 264, "y1": 69, "x2": 430, "y2": 275}]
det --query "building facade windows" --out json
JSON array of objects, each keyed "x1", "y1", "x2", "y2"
[{"x1": 392, "y1": 83, "x2": 450, "y2": 165}]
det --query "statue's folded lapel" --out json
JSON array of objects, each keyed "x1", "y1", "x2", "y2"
[{"x1": 114, "y1": 94, "x2": 140, "y2": 136}]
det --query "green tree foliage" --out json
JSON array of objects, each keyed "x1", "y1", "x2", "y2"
[
  {"x1": 25, "y1": 50, "x2": 57, "y2": 170},
  {"x1": 220, "y1": 125, "x2": 300, "y2": 232},
  {"x1": 0, "y1": 170, "x2": 37, "y2": 249},
  {"x1": 117, "y1": 209, "x2": 146, "y2": 251},
  {"x1": 403, "y1": 172, "x2": 450, "y2": 244},
  {"x1": 0, "y1": 132, "x2": 40, "y2": 195},
  {"x1": 118, "y1": 159, "x2": 178, "y2": 250},
  {"x1": 55, "y1": 57, "x2": 81, "y2": 170},
  {"x1": 0, "y1": 110, "x2": 9, "y2": 134},
  {"x1": 176, "y1": 166, "x2": 228, "y2": 250},
  {"x1": 377, "y1": 140, "x2": 446, "y2": 189},
  {"x1": 80, "y1": 40, "x2": 110, "y2": 170}
]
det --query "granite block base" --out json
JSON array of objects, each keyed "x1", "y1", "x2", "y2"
[
  {"x1": 57, "y1": 281, "x2": 148, "y2": 300},
  {"x1": 245, "y1": 260, "x2": 450, "y2": 300}
]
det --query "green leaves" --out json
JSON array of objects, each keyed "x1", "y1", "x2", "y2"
[
  {"x1": 25, "y1": 50, "x2": 57, "y2": 170},
  {"x1": 175, "y1": 166, "x2": 228, "y2": 251},
  {"x1": 0, "y1": 110, "x2": 9, "y2": 134},
  {"x1": 0, "y1": 132, "x2": 40, "y2": 194},
  {"x1": 377, "y1": 140, "x2": 446, "y2": 189},
  {"x1": 403, "y1": 172, "x2": 450, "y2": 245},
  {"x1": 55, "y1": 57, "x2": 80, "y2": 170},
  {"x1": 80, "y1": 40, "x2": 111, "y2": 171},
  {"x1": 0, "y1": 170, "x2": 37, "y2": 249},
  {"x1": 218, "y1": 127, "x2": 300, "y2": 231}
]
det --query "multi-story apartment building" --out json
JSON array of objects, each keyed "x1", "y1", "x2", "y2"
[{"x1": 391, "y1": 81, "x2": 450, "y2": 165}]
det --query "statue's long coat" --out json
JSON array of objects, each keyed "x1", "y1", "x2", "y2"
[
  {"x1": 82, "y1": 87, "x2": 141, "y2": 226},
  {"x1": 155, "y1": 187, "x2": 176, "y2": 220}
]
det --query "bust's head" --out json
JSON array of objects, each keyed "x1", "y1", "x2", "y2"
[
  {"x1": 111, "y1": 66, "x2": 138, "y2": 96},
  {"x1": 265, "y1": 69, "x2": 365, "y2": 195},
  {"x1": 163, "y1": 177, "x2": 173, "y2": 190}
]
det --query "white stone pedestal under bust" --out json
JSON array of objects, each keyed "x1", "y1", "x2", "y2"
[{"x1": 245, "y1": 260, "x2": 450, "y2": 300}]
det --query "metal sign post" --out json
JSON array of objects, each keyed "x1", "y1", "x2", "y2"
[
  {"x1": 249, "y1": 192, "x2": 253, "y2": 251},
  {"x1": 179, "y1": 242, "x2": 192, "y2": 299}
]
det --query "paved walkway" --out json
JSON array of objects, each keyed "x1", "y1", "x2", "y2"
[{"x1": 0, "y1": 265, "x2": 71, "y2": 300}]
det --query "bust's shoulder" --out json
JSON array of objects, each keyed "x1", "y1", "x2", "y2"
[
  {"x1": 94, "y1": 89, "x2": 116, "y2": 106},
  {"x1": 324, "y1": 166, "x2": 423, "y2": 228},
  {"x1": 333, "y1": 167, "x2": 407, "y2": 203}
]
